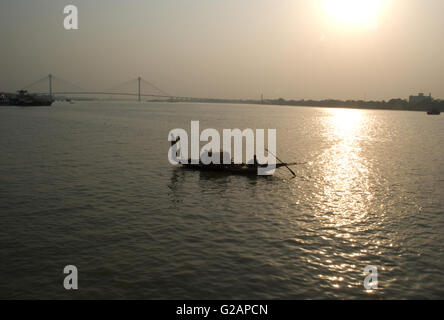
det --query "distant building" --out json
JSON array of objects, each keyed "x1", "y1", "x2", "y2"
[{"x1": 409, "y1": 93, "x2": 432, "y2": 105}]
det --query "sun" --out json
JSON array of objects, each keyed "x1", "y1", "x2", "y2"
[{"x1": 323, "y1": 0, "x2": 384, "y2": 29}]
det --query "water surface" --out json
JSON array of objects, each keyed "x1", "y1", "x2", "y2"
[{"x1": 0, "y1": 102, "x2": 443, "y2": 299}]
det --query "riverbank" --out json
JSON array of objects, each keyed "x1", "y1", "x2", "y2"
[{"x1": 149, "y1": 97, "x2": 444, "y2": 113}]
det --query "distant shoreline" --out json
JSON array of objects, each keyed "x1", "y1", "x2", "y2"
[
  {"x1": 3, "y1": 93, "x2": 441, "y2": 113},
  {"x1": 147, "y1": 97, "x2": 444, "y2": 113}
]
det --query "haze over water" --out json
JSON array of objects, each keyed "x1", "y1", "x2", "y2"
[
  {"x1": 0, "y1": 102, "x2": 443, "y2": 299},
  {"x1": 2, "y1": 0, "x2": 444, "y2": 101}
]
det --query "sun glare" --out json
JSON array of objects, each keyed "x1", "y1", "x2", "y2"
[{"x1": 323, "y1": 0, "x2": 383, "y2": 29}]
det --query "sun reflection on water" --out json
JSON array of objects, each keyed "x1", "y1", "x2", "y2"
[
  {"x1": 319, "y1": 108, "x2": 371, "y2": 226},
  {"x1": 313, "y1": 108, "x2": 378, "y2": 293}
]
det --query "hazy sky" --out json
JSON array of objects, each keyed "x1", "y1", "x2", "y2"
[{"x1": 1, "y1": 0, "x2": 444, "y2": 100}]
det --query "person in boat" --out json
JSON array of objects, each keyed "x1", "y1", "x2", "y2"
[
  {"x1": 170, "y1": 135, "x2": 181, "y2": 161},
  {"x1": 247, "y1": 154, "x2": 259, "y2": 168},
  {"x1": 171, "y1": 135, "x2": 180, "y2": 147},
  {"x1": 197, "y1": 150, "x2": 230, "y2": 166}
]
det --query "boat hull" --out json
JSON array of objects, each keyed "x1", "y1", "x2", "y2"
[
  {"x1": 181, "y1": 162, "x2": 292, "y2": 175},
  {"x1": 13, "y1": 101, "x2": 53, "y2": 107},
  {"x1": 182, "y1": 163, "x2": 259, "y2": 175}
]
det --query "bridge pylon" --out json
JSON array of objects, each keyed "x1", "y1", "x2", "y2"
[
  {"x1": 49, "y1": 74, "x2": 53, "y2": 100},
  {"x1": 138, "y1": 76, "x2": 141, "y2": 102}
]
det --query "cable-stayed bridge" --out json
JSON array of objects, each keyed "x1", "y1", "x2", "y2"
[{"x1": 20, "y1": 74, "x2": 190, "y2": 101}]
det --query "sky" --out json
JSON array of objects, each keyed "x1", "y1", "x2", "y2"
[{"x1": 1, "y1": 0, "x2": 444, "y2": 100}]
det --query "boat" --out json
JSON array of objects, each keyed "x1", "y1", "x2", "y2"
[
  {"x1": 427, "y1": 109, "x2": 441, "y2": 115},
  {"x1": 171, "y1": 138, "x2": 301, "y2": 177},
  {"x1": 0, "y1": 93, "x2": 9, "y2": 106},
  {"x1": 180, "y1": 149, "x2": 300, "y2": 176},
  {"x1": 182, "y1": 161, "x2": 298, "y2": 175},
  {"x1": 9, "y1": 90, "x2": 53, "y2": 106}
]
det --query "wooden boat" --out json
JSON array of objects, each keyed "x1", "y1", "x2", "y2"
[
  {"x1": 182, "y1": 162, "x2": 298, "y2": 175},
  {"x1": 171, "y1": 138, "x2": 300, "y2": 177}
]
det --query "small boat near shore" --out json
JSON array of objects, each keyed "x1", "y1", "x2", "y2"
[
  {"x1": 1, "y1": 90, "x2": 53, "y2": 107},
  {"x1": 427, "y1": 109, "x2": 441, "y2": 115}
]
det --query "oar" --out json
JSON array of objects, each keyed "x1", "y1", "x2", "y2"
[
  {"x1": 265, "y1": 148, "x2": 296, "y2": 177},
  {"x1": 282, "y1": 162, "x2": 307, "y2": 166}
]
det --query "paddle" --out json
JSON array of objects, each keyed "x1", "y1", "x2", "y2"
[{"x1": 265, "y1": 148, "x2": 296, "y2": 177}]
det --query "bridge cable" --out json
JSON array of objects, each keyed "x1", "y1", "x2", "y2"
[
  {"x1": 21, "y1": 75, "x2": 49, "y2": 91},
  {"x1": 104, "y1": 78, "x2": 139, "y2": 93},
  {"x1": 51, "y1": 75, "x2": 87, "y2": 92},
  {"x1": 140, "y1": 78, "x2": 171, "y2": 97}
]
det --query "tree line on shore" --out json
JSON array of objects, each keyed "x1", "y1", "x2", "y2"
[{"x1": 165, "y1": 96, "x2": 444, "y2": 111}]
